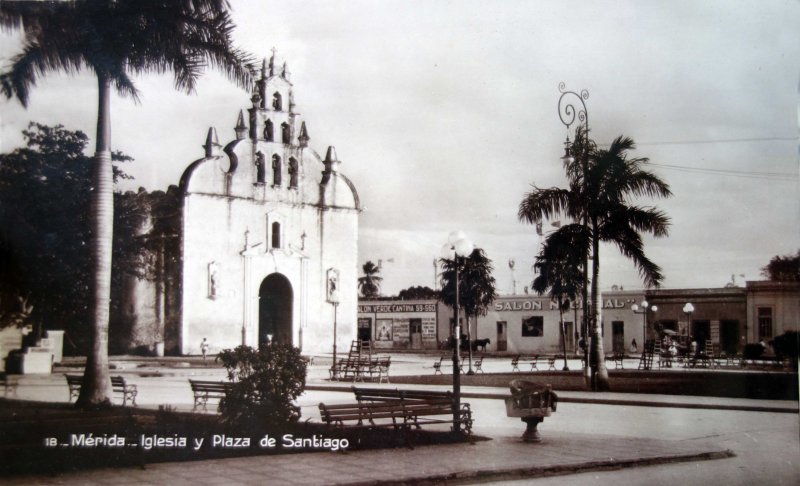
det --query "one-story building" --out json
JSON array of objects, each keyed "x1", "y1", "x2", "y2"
[{"x1": 357, "y1": 280, "x2": 799, "y2": 356}]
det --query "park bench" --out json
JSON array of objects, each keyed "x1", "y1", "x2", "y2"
[
  {"x1": 318, "y1": 388, "x2": 474, "y2": 438},
  {"x1": 432, "y1": 354, "x2": 465, "y2": 375},
  {"x1": 609, "y1": 353, "x2": 625, "y2": 369},
  {"x1": 330, "y1": 356, "x2": 391, "y2": 382},
  {"x1": 189, "y1": 379, "x2": 234, "y2": 412},
  {"x1": 472, "y1": 354, "x2": 485, "y2": 373},
  {"x1": 546, "y1": 356, "x2": 557, "y2": 370},
  {"x1": 66, "y1": 374, "x2": 138, "y2": 406},
  {"x1": 510, "y1": 355, "x2": 539, "y2": 372},
  {"x1": 351, "y1": 386, "x2": 473, "y2": 434},
  {"x1": 329, "y1": 356, "x2": 365, "y2": 380}
]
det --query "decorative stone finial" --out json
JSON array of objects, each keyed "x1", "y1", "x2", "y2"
[
  {"x1": 298, "y1": 121, "x2": 310, "y2": 148},
  {"x1": 203, "y1": 127, "x2": 221, "y2": 158},
  {"x1": 234, "y1": 110, "x2": 247, "y2": 140}
]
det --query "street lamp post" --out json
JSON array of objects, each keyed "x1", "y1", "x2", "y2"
[
  {"x1": 682, "y1": 302, "x2": 694, "y2": 342},
  {"x1": 440, "y1": 231, "x2": 474, "y2": 432},
  {"x1": 631, "y1": 300, "x2": 658, "y2": 349},
  {"x1": 557, "y1": 83, "x2": 593, "y2": 385}
]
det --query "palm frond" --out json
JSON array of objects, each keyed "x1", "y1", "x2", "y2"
[{"x1": 518, "y1": 187, "x2": 576, "y2": 223}]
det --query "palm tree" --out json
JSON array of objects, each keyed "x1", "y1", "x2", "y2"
[
  {"x1": 1, "y1": 0, "x2": 253, "y2": 407},
  {"x1": 358, "y1": 261, "x2": 383, "y2": 299},
  {"x1": 532, "y1": 233, "x2": 583, "y2": 371},
  {"x1": 520, "y1": 127, "x2": 671, "y2": 391},
  {"x1": 439, "y1": 248, "x2": 497, "y2": 373}
]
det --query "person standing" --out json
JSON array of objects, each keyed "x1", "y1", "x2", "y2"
[{"x1": 200, "y1": 337, "x2": 210, "y2": 365}]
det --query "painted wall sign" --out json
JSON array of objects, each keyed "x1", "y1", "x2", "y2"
[
  {"x1": 492, "y1": 298, "x2": 628, "y2": 312},
  {"x1": 358, "y1": 303, "x2": 437, "y2": 313}
]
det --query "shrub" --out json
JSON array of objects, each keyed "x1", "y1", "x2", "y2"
[{"x1": 216, "y1": 343, "x2": 307, "y2": 429}]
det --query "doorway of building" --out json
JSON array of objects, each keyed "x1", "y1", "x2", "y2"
[
  {"x1": 357, "y1": 317, "x2": 372, "y2": 342},
  {"x1": 720, "y1": 320, "x2": 739, "y2": 355},
  {"x1": 612, "y1": 321, "x2": 625, "y2": 354},
  {"x1": 258, "y1": 273, "x2": 293, "y2": 347},
  {"x1": 692, "y1": 320, "x2": 711, "y2": 352},
  {"x1": 496, "y1": 321, "x2": 507, "y2": 351},
  {"x1": 564, "y1": 321, "x2": 575, "y2": 354},
  {"x1": 410, "y1": 319, "x2": 422, "y2": 349}
]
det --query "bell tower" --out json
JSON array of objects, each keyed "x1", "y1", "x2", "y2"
[{"x1": 248, "y1": 49, "x2": 297, "y2": 146}]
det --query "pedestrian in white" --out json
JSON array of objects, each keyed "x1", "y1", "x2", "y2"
[{"x1": 201, "y1": 337, "x2": 210, "y2": 365}]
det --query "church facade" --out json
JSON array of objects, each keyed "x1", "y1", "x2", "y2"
[{"x1": 172, "y1": 53, "x2": 360, "y2": 356}]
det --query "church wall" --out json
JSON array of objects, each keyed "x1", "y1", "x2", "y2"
[
  {"x1": 181, "y1": 193, "x2": 246, "y2": 355},
  {"x1": 304, "y1": 207, "x2": 358, "y2": 354},
  {"x1": 180, "y1": 192, "x2": 359, "y2": 356}
]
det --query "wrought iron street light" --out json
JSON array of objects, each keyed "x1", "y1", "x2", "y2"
[
  {"x1": 557, "y1": 83, "x2": 593, "y2": 383},
  {"x1": 631, "y1": 300, "x2": 657, "y2": 348},
  {"x1": 440, "y1": 231, "x2": 473, "y2": 431},
  {"x1": 682, "y1": 302, "x2": 694, "y2": 342}
]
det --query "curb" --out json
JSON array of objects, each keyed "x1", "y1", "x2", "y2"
[
  {"x1": 344, "y1": 450, "x2": 736, "y2": 485},
  {"x1": 305, "y1": 384, "x2": 799, "y2": 414}
]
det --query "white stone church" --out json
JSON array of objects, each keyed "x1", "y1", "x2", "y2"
[{"x1": 170, "y1": 53, "x2": 360, "y2": 356}]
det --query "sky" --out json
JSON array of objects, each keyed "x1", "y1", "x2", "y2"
[{"x1": 1, "y1": 0, "x2": 798, "y2": 296}]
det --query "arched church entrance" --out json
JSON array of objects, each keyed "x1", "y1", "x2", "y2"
[{"x1": 258, "y1": 273, "x2": 293, "y2": 347}]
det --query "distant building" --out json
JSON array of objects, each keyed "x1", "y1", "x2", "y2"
[
  {"x1": 357, "y1": 300, "x2": 439, "y2": 350},
  {"x1": 357, "y1": 281, "x2": 799, "y2": 356},
  {"x1": 120, "y1": 52, "x2": 361, "y2": 356}
]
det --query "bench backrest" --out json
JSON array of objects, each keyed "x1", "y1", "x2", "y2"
[
  {"x1": 67, "y1": 375, "x2": 128, "y2": 388},
  {"x1": 66, "y1": 375, "x2": 82, "y2": 386},
  {"x1": 189, "y1": 379, "x2": 232, "y2": 392},
  {"x1": 353, "y1": 387, "x2": 453, "y2": 403}
]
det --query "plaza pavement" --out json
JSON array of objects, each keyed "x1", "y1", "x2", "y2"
[{"x1": 1, "y1": 354, "x2": 797, "y2": 485}]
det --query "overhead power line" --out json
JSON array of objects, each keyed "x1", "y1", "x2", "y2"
[
  {"x1": 635, "y1": 136, "x2": 797, "y2": 146},
  {"x1": 645, "y1": 162, "x2": 799, "y2": 181}
]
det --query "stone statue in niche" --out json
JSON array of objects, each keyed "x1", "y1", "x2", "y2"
[
  {"x1": 272, "y1": 155, "x2": 282, "y2": 186},
  {"x1": 255, "y1": 152, "x2": 265, "y2": 183},
  {"x1": 289, "y1": 158, "x2": 298, "y2": 188},
  {"x1": 263, "y1": 120, "x2": 273, "y2": 142},
  {"x1": 208, "y1": 261, "x2": 220, "y2": 298}
]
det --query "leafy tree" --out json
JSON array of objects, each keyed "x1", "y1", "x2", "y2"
[
  {"x1": 216, "y1": 343, "x2": 307, "y2": 430},
  {"x1": 358, "y1": 261, "x2": 383, "y2": 299},
  {"x1": 0, "y1": 123, "x2": 134, "y2": 343},
  {"x1": 519, "y1": 126, "x2": 671, "y2": 391},
  {"x1": 532, "y1": 233, "x2": 584, "y2": 371},
  {"x1": 398, "y1": 285, "x2": 439, "y2": 300},
  {"x1": 1, "y1": 0, "x2": 254, "y2": 408},
  {"x1": 109, "y1": 186, "x2": 181, "y2": 354},
  {"x1": 761, "y1": 250, "x2": 800, "y2": 282},
  {"x1": 439, "y1": 248, "x2": 497, "y2": 371}
]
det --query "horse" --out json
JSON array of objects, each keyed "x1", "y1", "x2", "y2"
[{"x1": 473, "y1": 338, "x2": 491, "y2": 352}]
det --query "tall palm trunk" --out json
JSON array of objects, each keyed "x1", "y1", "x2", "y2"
[
  {"x1": 590, "y1": 217, "x2": 609, "y2": 391},
  {"x1": 76, "y1": 74, "x2": 113, "y2": 407},
  {"x1": 558, "y1": 299, "x2": 568, "y2": 370}
]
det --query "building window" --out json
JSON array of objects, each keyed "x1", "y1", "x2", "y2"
[
  {"x1": 271, "y1": 222, "x2": 281, "y2": 248},
  {"x1": 272, "y1": 154, "x2": 282, "y2": 186},
  {"x1": 264, "y1": 120, "x2": 274, "y2": 141},
  {"x1": 757, "y1": 307, "x2": 773, "y2": 340},
  {"x1": 272, "y1": 92, "x2": 282, "y2": 111},
  {"x1": 288, "y1": 158, "x2": 298, "y2": 188},
  {"x1": 521, "y1": 316, "x2": 543, "y2": 337}
]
